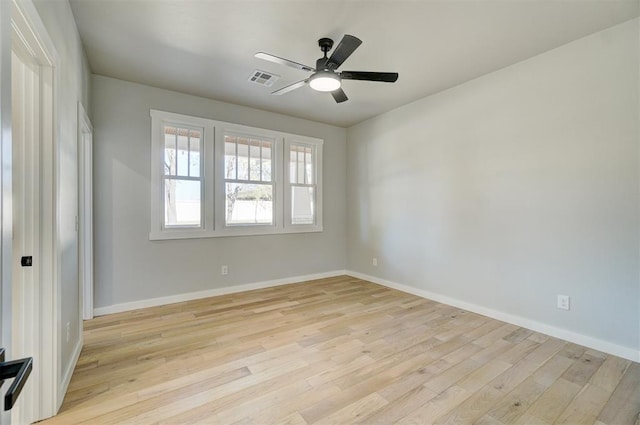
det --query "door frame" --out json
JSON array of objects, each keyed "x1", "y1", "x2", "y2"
[
  {"x1": 10, "y1": 0, "x2": 60, "y2": 420},
  {"x1": 0, "y1": 1, "x2": 14, "y2": 422},
  {"x1": 78, "y1": 102, "x2": 93, "y2": 320}
]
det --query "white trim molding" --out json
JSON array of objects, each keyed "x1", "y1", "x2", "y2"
[
  {"x1": 57, "y1": 333, "x2": 82, "y2": 411},
  {"x1": 346, "y1": 270, "x2": 640, "y2": 363},
  {"x1": 0, "y1": 5, "x2": 12, "y2": 425},
  {"x1": 78, "y1": 102, "x2": 93, "y2": 320},
  {"x1": 94, "y1": 270, "x2": 346, "y2": 316}
]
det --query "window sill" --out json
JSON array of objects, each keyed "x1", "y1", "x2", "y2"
[{"x1": 149, "y1": 225, "x2": 323, "y2": 241}]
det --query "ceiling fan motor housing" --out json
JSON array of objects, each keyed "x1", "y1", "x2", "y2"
[{"x1": 318, "y1": 38, "x2": 334, "y2": 53}]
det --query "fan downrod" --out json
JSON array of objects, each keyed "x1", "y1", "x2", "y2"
[{"x1": 318, "y1": 38, "x2": 334, "y2": 56}]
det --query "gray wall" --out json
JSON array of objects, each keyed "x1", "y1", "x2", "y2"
[
  {"x1": 92, "y1": 75, "x2": 347, "y2": 309},
  {"x1": 347, "y1": 19, "x2": 639, "y2": 353},
  {"x1": 32, "y1": 0, "x2": 92, "y2": 391}
]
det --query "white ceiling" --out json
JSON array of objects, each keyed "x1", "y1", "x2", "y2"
[{"x1": 69, "y1": 0, "x2": 639, "y2": 127}]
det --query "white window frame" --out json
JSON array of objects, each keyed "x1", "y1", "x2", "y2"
[
  {"x1": 150, "y1": 109, "x2": 323, "y2": 240},
  {"x1": 162, "y1": 122, "x2": 206, "y2": 230},
  {"x1": 284, "y1": 137, "x2": 324, "y2": 233},
  {"x1": 214, "y1": 123, "x2": 284, "y2": 237}
]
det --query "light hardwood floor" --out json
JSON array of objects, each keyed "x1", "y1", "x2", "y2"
[{"x1": 42, "y1": 276, "x2": 639, "y2": 425}]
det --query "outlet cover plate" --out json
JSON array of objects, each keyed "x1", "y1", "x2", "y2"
[{"x1": 557, "y1": 294, "x2": 570, "y2": 311}]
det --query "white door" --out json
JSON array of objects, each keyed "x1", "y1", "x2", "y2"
[
  {"x1": 8, "y1": 0, "x2": 59, "y2": 421},
  {"x1": 0, "y1": 70, "x2": 37, "y2": 404}
]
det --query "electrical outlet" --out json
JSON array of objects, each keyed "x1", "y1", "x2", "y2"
[
  {"x1": 372, "y1": 258, "x2": 378, "y2": 267},
  {"x1": 557, "y1": 294, "x2": 570, "y2": 311},
  {"x1": 221, "y1": 265, "x2": 228, "y2": 275},
  {"x1": 66, "y1": 322, "x2": 71, "y2": 342}
]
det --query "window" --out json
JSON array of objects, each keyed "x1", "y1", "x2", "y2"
[
  {"x1": 223, "y1": 134, "x2": 274, "y2": 226},
  {"x1": 150, "y1": 110, "x2": 323, "y2": 239},
  {"x1": 162, "y1": 125, "x2": 203, "y2": 228},
  {"x1": 286, "y1": 141, "x2": 321, "y2": 227}
]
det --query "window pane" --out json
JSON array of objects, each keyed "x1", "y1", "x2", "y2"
[
  {"x1": 225, "y1": 137, "x2": 237, "y2": 179},
  {"x1": 237, "y1": 139, "x2": 249, "y2": 180},
  {"x1": 189, "y1": 130, "x2": 201, "y2": 177},
  {"x1": 261, "y1": 141, "x2": 272, "y2": 182},
  {"x1": 290, "y1": 144, "x2": 313, "y2": 184},
  {"x1": 165, "y1": 126, "x2": 201, "y2": 177},
  {"x1": 291, "y1": 186, "x2": 314, "y2": 225},
  {"x1": 164, "y1": 127, "x2": 177, "y2": 176},
  {"x1": 305, "y1": 148, "x2": 313, "y2": 184},
  {"x1": 226, "y1": 135, "x2": 273, "y2": 183},
  {"x1": 177, "y1": 133, "x2": 189, "y2": 177},
  {"x1": 225, "y1": 183, "x2": 273, "y2": 225},
  {"x1": 249, "y1": 139, "x2": 261, "y2": 181},
  {"x1": 164, "y1": 179, "x2": 201, "y2": 227},
  {"x1": 289, "y1": 149, "x2": 297, "y2": 184},
  {"x1": 297, "y1": 152, "x2": 304, "y2": 184}
]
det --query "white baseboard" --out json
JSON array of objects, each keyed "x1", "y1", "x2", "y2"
[
  {"x1": 58, "y1": 334, "x2": 83, "y2": 411},
  {"x1": 93, "y1": 270, "x2": 347, "y2": 316},
  {"x1": 346, "y1": 270, "x2": 640, "y2": 363}
]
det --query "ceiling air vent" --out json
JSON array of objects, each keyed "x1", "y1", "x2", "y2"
[{"x1": 248, "y1": 69, "x2": 279, "y2": 87}]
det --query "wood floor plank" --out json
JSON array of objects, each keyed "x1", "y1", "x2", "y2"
[
  {"x1": 366, "y1": 383, "x2": 439, "y2": 424},
  {"x1": 432, "y1": 386, "x2": 503, "y2": 425},
  {"x1": 589, "y1": 355, "x2": 631, "y2": 392},
  {"x1": 482, "y1": 377, "x2": 547, "y2": 424},
  {"x1": 39, "y1": 276, "x2": 638, "y2": 425},
  {"x1": 554, "y1": 383, "x2": 611, "y2": 425},
  {"x1": 199, "y1": 378, "x2": 313, "y2": 425},
  {"x1": 561, "y1": 351, "x2": 606, "y2": 387},
  {"x1": 512, "y1": 377, "x2": 581, "y2": 425},
  {"x1": 596, "y1": 362, "x2": 640, "y2": 425},
  {"x1": 396, "y1": 385, "x2": 471, "y2": 425},
  {"x1": 313, "y1": 392, "x2": 388, "y2": 425},
  {"x1": 238, "y1": 384, "x2": 341, "y2": 425}
]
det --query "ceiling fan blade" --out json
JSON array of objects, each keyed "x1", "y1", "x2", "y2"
[
  {"x1": 331, "y1": 88, "x2": 348, "y2": 103},
  {"x1": 255, "y1": 52, "x2": 315, "y2": 72},
  {"x1": 340, "y1": 71, "x2": 399, "y2": 82},
  {"x1": 272, "y1": 79, "x2": 308, "y2": 95},
  {"x1": 326, "y1": 35, "x2": 362, "y2": 69}
]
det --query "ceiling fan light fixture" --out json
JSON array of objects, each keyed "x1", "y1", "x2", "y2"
[{"x1": 309, "y1": 71, "x2": 341, "y2": 92}]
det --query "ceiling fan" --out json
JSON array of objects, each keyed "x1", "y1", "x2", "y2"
[{"x1": 255, "y1": 35, "x2": 399, "y2": 103}]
